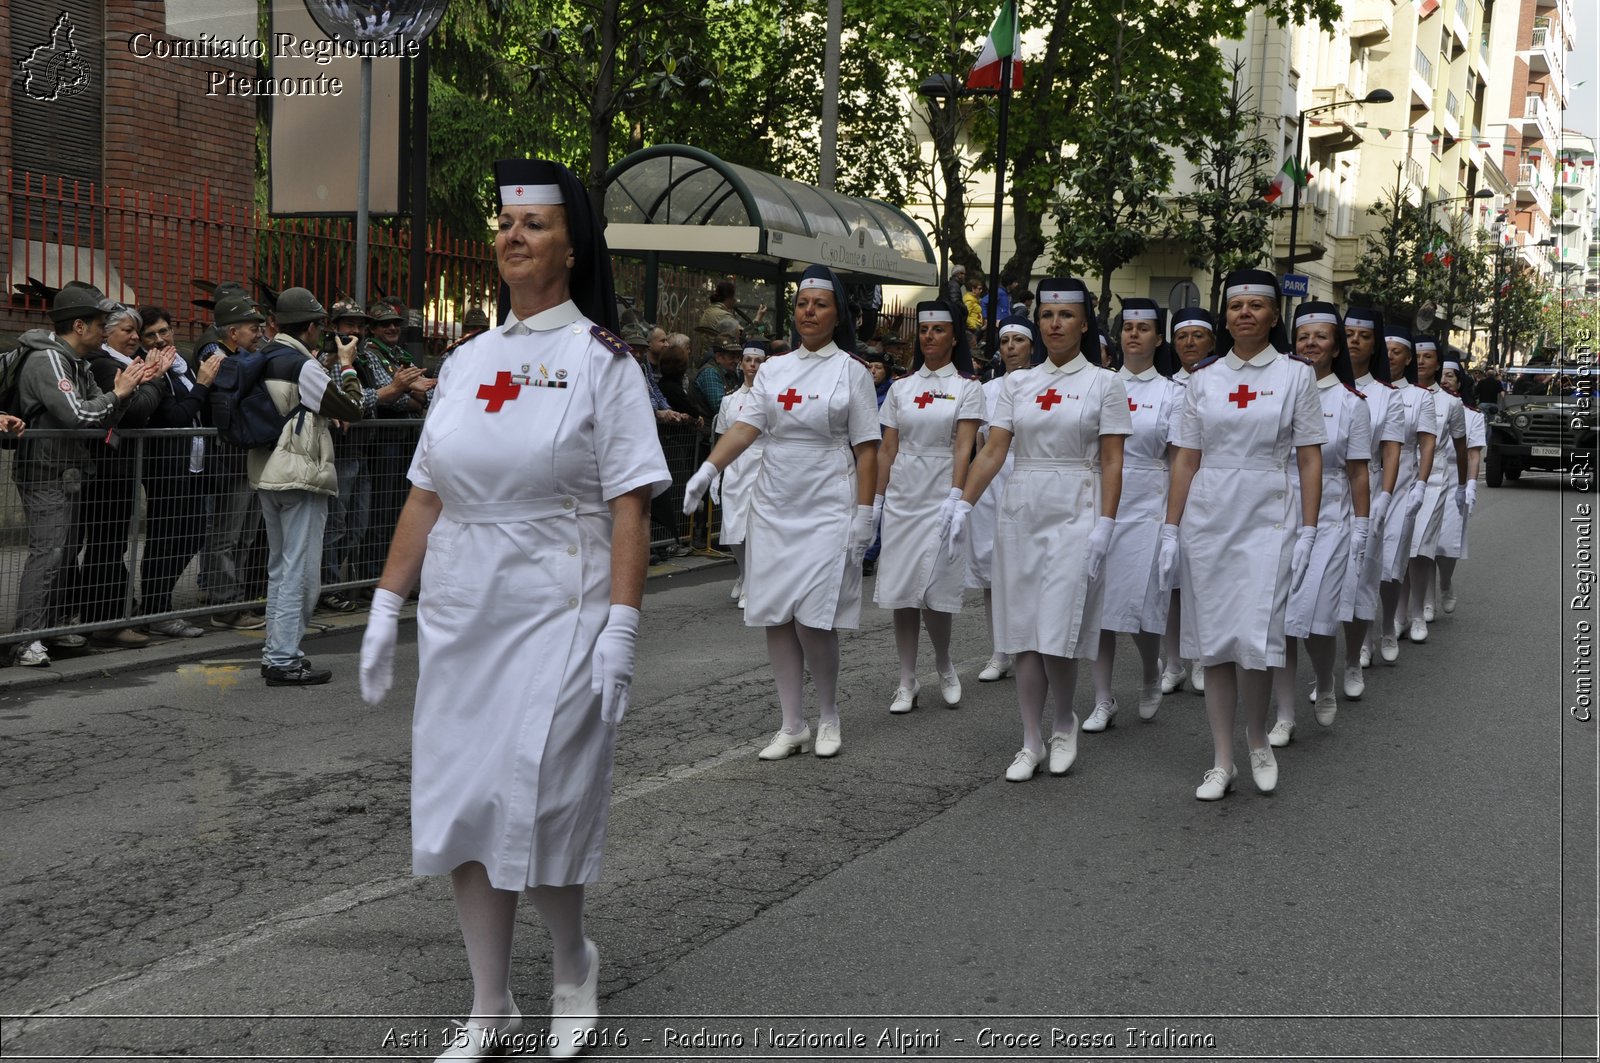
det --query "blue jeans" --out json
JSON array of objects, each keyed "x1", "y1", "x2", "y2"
[
  {"x1": 323, "y1": 458, "x2": 369, "y2": 585},
  {"x1": 202, "y1": 474, "x2": 258, "y2": 605},
  {"x1": 259, "y1": 490, "x2": 328, "y2": 668}
]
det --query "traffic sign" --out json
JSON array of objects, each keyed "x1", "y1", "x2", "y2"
[{"x1": 1280, "y1": 274, "x2": 1310, "y2": 298}]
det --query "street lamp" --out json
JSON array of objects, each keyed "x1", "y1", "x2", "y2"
[{"x1": 1283, "y1": 88, "x2": 1393, "y2": 311}]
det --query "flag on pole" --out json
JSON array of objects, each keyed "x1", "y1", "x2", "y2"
[
  {"x1": 1262, "y1": 157, "x2": 1309, "y2": 204},
  {"x1": 966, "y1": 1, "x2": 1022, "y2": 90}
]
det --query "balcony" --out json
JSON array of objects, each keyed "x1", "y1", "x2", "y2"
[
  {"x1": 1555, "y1": 211, "x2": 1582, "y2": 233},
  {"x1": 1407, "y1": 156, "x2": 1428, "y2": 192},
  {"x1": 1535, "y1": 0, "x2": 1575, "y2": 47},
  {"x1": 1274, "y1": 204, "x2": 1329, "y2": 264},
  {"x1": 1438, "y1": 89, "x2": 1462, "y2": 138},
  {"x1": 1557, "y1": 165, "x2": 1587, "y2": 192},
  {"x1": 1521, "y1": 92, "x2": 1558, "y2": 146},
  {"x1": 1525, "y1": 19, "x2": 1565, "y2": 91},
  {"x1": 1305, "y1": 86, "x2": 1370, "y2": 152},
  {"x1": 1516, "y1": 162, "x2": 1553, "y2": 216},
  {"x1": 1449, "y1": 0, "x2": 1469, "y2": 52},
  {"x1": 1412, "y1": 48, "x2": 1435, "y2": 109},
  {"x1": 1348, "y1": 0, "x2": 1394, "y2": 42}
]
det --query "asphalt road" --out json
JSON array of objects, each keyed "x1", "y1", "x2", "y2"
[{"x1": 1, "y1": 471, "x2": 1593, "y2": 1061}]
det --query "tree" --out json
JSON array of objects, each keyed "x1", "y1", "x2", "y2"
[
  {"x1": 1170, "y1": 58, "x2": 1280, "y2": 315},
  {"x1": 1494, "y1": 259, "x2": 1547, "y2": 363},
  {"x1": 1539, "y1": 293, "x2": 1599, "y2": 356},
  {"x1": 1352, "y1": 184, "x2": 1451, "y2": 322}
]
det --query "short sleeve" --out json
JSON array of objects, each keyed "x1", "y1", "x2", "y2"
[
  {"x1": 1447, "y1": 396, "x2": 1467, "y2": 440},
  {"x1": 407, "y1": 417, "x2": 437, "y2": 491},
  {"x1": 1377, "y1": 390, "x2": 1407, "y2": 444},
  {"x1": 1161, "y1": 380, "x2": 1185, "y2": 446},
  {"x1": 590, "y1": 345, "x2": 672, "y2": 500},
  {"x1": 713, "y1": 393, "x2": 737, "y2": 435},
  {"x1": 1415, "y1": 389, "x2": 1439, "y2": 438},
  {"x1": 1466, "y1": 410, "x2": 1487, "y2": 449},
  {"x1": 957, "y1": 378, "x2": 986, "y2": 422},
  {"x1": 1346, "y1": 395, "x2": 1373, "y2": 463},
  {"x1": 1099, "y1": 374, "x2": 1133, "y2": 436},
  {"x1": 737, "y1": 362, "x2": 773, "y2": 434},
  {"x1": 845, "y1": 359, "x2": 882, "y2": 446},
  {"x1": 879, "y1": 379, "x2": 902, "y2": 431},
  {"x1": 1172, "y1": 376, "x2": 1202, "y2": 450},
  {"x1": 990, "y1": 373, "x2": 1020, "y2": 434},
  {"x1": 1290, "y1": 365, "x2": 1328, "y2": 447}
]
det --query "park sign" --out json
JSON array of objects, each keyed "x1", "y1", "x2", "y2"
[{"x1": 1280, "y1": 274, "x2": 1311, "y2": 298}]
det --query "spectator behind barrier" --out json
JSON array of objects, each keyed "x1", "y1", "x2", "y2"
[{"x1": 660, "y1": 337, "x2": 712, "y2": 422}]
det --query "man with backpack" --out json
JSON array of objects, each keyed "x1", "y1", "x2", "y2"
[
  {"x1": 219, "y1": 287, "x2": 364, "y2": 685},
  {"x1": 8, "y1": 285, "x2": 159, "y2": 666}
]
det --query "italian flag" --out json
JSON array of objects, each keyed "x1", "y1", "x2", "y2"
[
  {"x1": 967, "y1": 1, "x2": 1023, "y2": 90},
  {"x1": 1263, "y1": 158, "x2": 1308, "y2": 203}
]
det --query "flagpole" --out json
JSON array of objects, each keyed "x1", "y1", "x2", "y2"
[{"x1": 983, "y1": 0, "x2": 1014, "y2": 368}]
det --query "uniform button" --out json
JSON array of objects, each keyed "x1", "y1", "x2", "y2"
[
  {"x1": 1274, "y1": 523, "x2": 1282, "y2": 529},
  {"x1": 562, "y1": 498, "x2": 574, "y2": 510},
  {"x1": 567, "y1": 545, "x2": 578, "y2": 556},
  {"x1": 567, "y1": 596, "x2": 578, "y2": 608},
  {"x1": 571, "y1": 324, "x2": 583, "y2": 334}
]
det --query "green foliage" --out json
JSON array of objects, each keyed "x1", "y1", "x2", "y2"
[
  {"x1": 1538, "y1": 291, "x2": 1596, "y2": 354},
  {"x1": 1497, "y1": 261, "x2": 1546, "y2": 360},
  {"x1": 1353, "y1": 186, "x2": 1451, "y2": 320}
]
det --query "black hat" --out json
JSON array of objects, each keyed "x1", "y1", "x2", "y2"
[
  {"x1": 214, "y1": 293, "x2": 267, "y2": 326},
  {"x1": 368, "y1": 298, "x2": 405, "y2": 324},
  {"x1": 464, "y1": 307, "x2": 491, "y2": 331},
  {"x1": 1115, "y1": 296, "x2": 1180, "y2": 377},
  {"x1": 1343, "y1": 304, "x2": 1389, "y2": 382},
  {"x1": 1170, "y1": 306, "x2": 1216, "y2": 335},
  {"x1": 1383, "y1": 323, "x2": 1419, "y2": 384},
  {"x1": 274, "y1": 287, "x2": 327, "y2": 326},
  {"x1": 791, "y1": 264, "x2": 857, "y2": 352},
  {"x1": 493, "y1": 157, "x2": 618, "y2": 331},
  {"x1": 1033, "y1": 278, "x2": 1101, "y2": 362},
  {"x1": 1291, "y1": 301, "x2": 1356, "y2": 387},
  {"x1": 48, "y1": 282, "x2": 118, "y2": 323},
  {"x1": 911, "y1": 299, "x2": 974, "y2": 375},
  {"x1": 1219, "y1": 268, "x2": 1289, "y2": 355}
]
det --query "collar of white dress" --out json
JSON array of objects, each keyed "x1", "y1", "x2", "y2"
[
  {"x1": 1392, "y1": 378, "x2": 1411, "y2": 390},
  {"x1": 1316, "y1": 373, "x2": 1340, "y2": 390},
  {"x1": 1039, "y1": 354, "x2": 1090, "y2": 376},
  {"x1": 1426, "y1": 382, "x2": 1442, "y2": 393},
  {"x1": 502, "y1": 300, "x2": 582, "y2": 335},
  {"x1": 796, "y1": 341, "x2": 840, "y2": 360},
  {"x1": 1118, "y1": 365, "x2": 1158, "y2": 382},
  {"x1": 1354, "y1": 372, "x2": 1375, "y2": 386},
  {"x1": 1225, "y1": 346, "x2": 1281, "y2": 370},
  {"x1": 917, "y1": 362, "x2": 957, "y2": 379}
]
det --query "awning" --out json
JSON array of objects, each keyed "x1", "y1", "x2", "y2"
[{"x1": 602, "y1": 145, "x2": 937, "y2": 287}]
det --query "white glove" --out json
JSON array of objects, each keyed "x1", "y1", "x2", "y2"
[
  {"x1": 708, "y1": 469, "x2": 722, "y2": 506},
  {"x1": 1370, "y1": 490, "x2": 1392, "y2": 528},
  {"x1": 933, "y1": 487, "x2": 962, "y2": 544},
  {"x1": 359, "y1": 588, "x2": 404, "y2": 706},
  {"x1": 682, "y1": 460, "x2": 717, "y2": 515},
  {"x1": 1157, "y1": 524, "x2": 1180, "y2": 593},
  {"x1": 1291, "y1": 525, "x2": 1318, "y2": 591},
  {"x1": 849, "y1": 504, "x2": 876, "y2": 564},
  {"x1": 1085, "y1": 515, "x2": 1115, "y2": 581},
  {"x1": 1464, "y1": 479, "x2": 1477, "y2": 515},
  {"x1": 942, "y1": 499, "x2": 973, "y2": 562},
  {"x1": 872, "y1": 493, "x2": 886, "y2": 536},
  {"x1": 1350, "y1": 516, "x2": 1370, "y2": 572},
  {"x1": 590, "y1": 604, "x2": 641, "y2": 727},
  {"x1": 1405, "y1": 480, "x2": 1427, "y2": 517}
]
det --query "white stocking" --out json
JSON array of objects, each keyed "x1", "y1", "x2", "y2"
[
  {"x1": 1407, "y1": 557, "x2": 1433, "y2": 619},
  {"x1": 893, "y1": 608, "x2": 920, "y2": 688},
  {"x1": 450, "y1": 862, "x2": 518, "y2": 1022},
  {"x1": 525, "y1": 884, "x2": 588, "y2": 987},
  {"x1": 1132, "y1": 631, "x2": 1162, "y2": 683},
  {"x1": 1438, "y1": 557, "x2": 1457, "y2": 597},
  {"x1": 1090, "y1": 630, "x2": 1117, "y2": 704},
  {"x1": 1239, "y1": 666, "x2": 1272, "y2": 751},
  {"x1": 765, "y1": 622, "x2": 807, "y2": 733},
  {"x1": 730, "y1": 543, "x2": 746, "y2": 584},
  {"x1": 1041, "y1": 654, "x2": 1080, "y2": 736},
  {"x1": 1162, "y1": 591, "x2": 1183, "y2": 672},
  {"x1": 983, "y1": 589, "x2": 1000, "y2": 659},
  {"x1": 1305, "y1": 634, "x2": 1336, "y2": 698},
  {"x1": 1014, "y1": 651, "x2": 1048, "y2": 756},
  {"x1": 1270, "y1": 640, "x2": 1297, "y2": 726},
  {"x1": 923, "y1": 608, "x2": 955, "y2": 676},
  {"x1": 1344, "y1": 619, "x2": 1368, "y2": 668},
  {"x1": 1202, "y1": 663, "x2": 1238, "y2": 772},
  {"x1": 795, "y1": 622, "x2": 841, "y2": 726}
]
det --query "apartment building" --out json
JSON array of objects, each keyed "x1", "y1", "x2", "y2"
[{"x1": 1552, "y1": 130, "x2": 1595, "y2": 296}]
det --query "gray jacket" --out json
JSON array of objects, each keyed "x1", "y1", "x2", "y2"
[{"x1": 11, "y1": 330, "x2": 125, "y2": 483}]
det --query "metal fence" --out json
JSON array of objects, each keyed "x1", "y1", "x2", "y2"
[{"x1": 0, "y1": 419, "x2": 721, "y2": 652}]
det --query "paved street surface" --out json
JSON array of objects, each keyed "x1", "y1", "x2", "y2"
[{"x1": 1, "y1": 475, "x2": 1594, "y2": 1061}]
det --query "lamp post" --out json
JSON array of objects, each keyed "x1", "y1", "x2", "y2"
[{"x1": 1284, "y1": 88, "x2": 1392, "y2": 313}]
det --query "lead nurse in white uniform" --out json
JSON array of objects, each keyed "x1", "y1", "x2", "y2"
[
  {"x1": 1160, "y1": 306, "x2": 1217, "y2": 697},
  {"x1": 1402, "y1": 336, "x2": 1469, "y2": 643},
  {"x1": 711, "y1": 344, "x2": 768, "y2": 608},
  {"x1": 682, "y1": 265, "x2": 880, "y2": 760},
  {"x1": 1371, "y1": 325, "x2": 1438, "y2": 667},
  {"x1": 1160, "y1": 269, "x2": 1325, "y2": 801},
  {"x1": 1084, "y1": 298, "x2": 1185, "y2": 731},
  {"x1": 874, "y1": 300, "x2": 985, "y2": 712},
  {"x1": 359, "y1": 159, "x2": 670, "y2": 1061},
  {"x1": 946, "y1": 277, "x2": 1130, "y2": 783},
  {"x1": 966, "y1": 314, "x2": 1038, "y2": 684}
]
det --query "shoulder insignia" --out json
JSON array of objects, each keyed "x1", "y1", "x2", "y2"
[
  {"x1": 1376, "y1": 379, "x2": 1397, "y2": 390},
  {"x1": 848, "y1": 353, "x2": 872, "y2": 370},
  {"x1": 1194, "y1": 354, "x2": 1221, "y2": 370},
  {"x1": 1343, "y1": 382, "x2": 1366, "y2": 398},
  {"x1": 589, "y1": 324, "x2": 632, "y2": 358},
  {"x1": 959, "y1": 371, "x2": 980, "y2": 382},
  {"x1": 1288, "y1": 353, "x2": 1315, "y2": 367}
]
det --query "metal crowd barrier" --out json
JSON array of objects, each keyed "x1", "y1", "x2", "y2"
[{"x1": 0, "y1": 419, "x2": 720, "y2": 651}]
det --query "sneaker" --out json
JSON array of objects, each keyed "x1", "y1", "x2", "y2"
[
  {"x1": 1081, "y1": 699, "x2": 1117, "y2": 732},
  {"x1": 1408, "y1": 618, "x2": 1428, "y2": 643},
  {"x1": 90, "y1": 627, "x2": 150, "y2": 648},
  {"x1": 1160, "y1": 663, "x2": 1188, "y2": 694},
  {"x1": 1195, "y1": 765, "x2": 1235, "y2": 801},
  {"x1": 318, "y1": 593, "x2": 358, "y2": 614},
  {"x1": 1313, "y1": 689, "x2": 1338, "y2": 727},
  {"x1": 213, "y1": 611, "x2": 267, "y2": 631},
  {"x1": 1343, "y1": 666, "x2": 1365, "y2": 700},
  {"x1": 1268, "y1": 720, "x2": 1294, "y2": 747},
  {"x1": 262, "y1": 659, "x2": 333, "y2": 686},
  {"x1": 1379, "y1": 635, "x2": 1400, "y2": 663},
  {"x1": 1249, "y1": 746, "x2": 1278, "y2": 793},
  {"x1": 145, "y1": 619, "x2": 206, "y2": 639},
  {"x1": 1047, "y1": 722, "x2": 1079, "y2": 775},
  {"x1": 12, "y1": 640, "x2": 49, "y2": 667},
  {"x1": 978, "y1": 654, "x2": 1013, "y2": 682}
]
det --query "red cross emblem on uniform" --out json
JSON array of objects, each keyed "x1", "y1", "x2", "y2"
[
  {"x1": 777, "y1": 388, "x2": 803, "y2": 410},
  {"x1": 1228, "y1": 385, "x2": 1258, "y2": 409},
  {"x1": 914, "y1": 392, "x2": 935, "y2": 409},
  {"x1": 1128, "y1": 398, "x2": 1138, "y2": 413},
  {"x1": 477, "y1": 371, "x2": 522, "y2": 412},
  {"x1": 515, "y1": 186, "x2": 524, "y2": 196},
  {"x1": 1036, "y1": 388, "x2": 1063, "y2": 411}
]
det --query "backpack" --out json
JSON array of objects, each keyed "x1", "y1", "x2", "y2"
[
  {"x1": 0, "y1": 330, "x2": 61, "y2": 449},
  {"x1": 208, "y1": 342, "x2": 298, "y2": 448}
]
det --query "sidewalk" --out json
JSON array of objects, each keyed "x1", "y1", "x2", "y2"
[{"x1": 0, "y1": 551, "x2": 732, "y2": 693}]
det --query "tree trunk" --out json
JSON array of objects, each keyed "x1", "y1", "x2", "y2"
[
  {"x1": 585, "y1": 0, "x2": 624, "y2": 209},
  {"x1": 933, "y1": 99, "x2": 981, "y2": 274},
  {"x1": 1001, "y1": 0, "x2": 1076, "y2": 284}
]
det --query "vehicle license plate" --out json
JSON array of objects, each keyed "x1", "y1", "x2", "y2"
[{"x1": 1531, "y1": 446, "x2": 1561, "y2": 457}]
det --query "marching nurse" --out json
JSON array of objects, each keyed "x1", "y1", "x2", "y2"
[
  {"x1": 1401, "y1": 336, "x2": 1468, "y2": 642},
  {"x1": 1369, "y1": 325, "x2": 1437, "y2": 666},
  {"x1": 711, "y1": 343, "x2": 769, "y2": 608},
  {"x1": 681, "y1": 265, "x2": 880, "y2": 760},
  {"x1": 1433, "y1": 359, "x2": 1483, "y2": 614},
  {"x1": 1160, "y1": 306, "x2": 1218, "y2": 696}
]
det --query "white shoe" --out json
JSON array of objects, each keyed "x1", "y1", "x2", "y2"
[
  {"x1": 978, "y1": 654, "x2": 1013, "y2": 682},
  {"x1": 1081, "y1": 699, "x2": 1117, "y2": 732},
  {"x1": 548, "y1": 939, "x2": 599, "y2": 1059},
  {"x1": 938, "y1": 669, "x2": 961, "y2": 707},
  {"x1": 1343, "y1": 666, "x2": 1365, "y2": 700},
  {"x1": 1307, "y1": 685, "x2": 1318, "y2": 704},
  {"x1": 730, "y1": 578, "x2": 742, "y2": 601},
  {"x1": 1313, "y1": 689, "x2": 1337, "y2": 727},
  {"x1": 814, "y1": 720, "x2": 842, "y2": 757},
  {"x1": 888, "y1": 681, "x2": 920, "y2": 714},
  {"x1": 1379, "y1": 635, "x2": 1400, "y2": 663},
  {"x1": 1160, "y1": 663, "x2": 1187, "y2": 694},
  {"x1": 758, "y1": 726, "x2": 811, "y2": 760},
  {"x1": 1408, "y1": 618, "x2": 1428, "y2": 643},
  {"x1": 1190, "y1": 666, "x2": 1206, "y2": 694},
  {"x1": 1359, "y1": 644, "x2": 1372, "y2": 669},
  {"x1": 1250, "y1": 746, "x2": 1278, "y2": 793},
  {"x1": 737, "y1": 594, "x2": 746, "y2": 610},
  {"x1": 435, "y1": 1006, "x2": 522, "y2": 1060},
  {"x1": 1195, "y1": 766, "x2": 1235, "y2": 801},
  {"x1": 1422, "y1": 603, "x2": 1435, "y2": 622},
  {"x1": 1442, "y1": 590, "x2": 1457, "y2": 614},
  {"x1": 12, "y1": 640, "x2": 49, "y2": 667},
  {"x1": 1005, "y1": 747, "x2": 1043, "y2": 782},
  {"x1": 1138, "y1": 677, "x2": 1162, "y2": 720},
  {"x1": 1048, "y1": 722, "x2": 1079, "y2": 775},
  {"x1": 1268, "y1": 720, "x2": 1294, "y2": 747}
]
